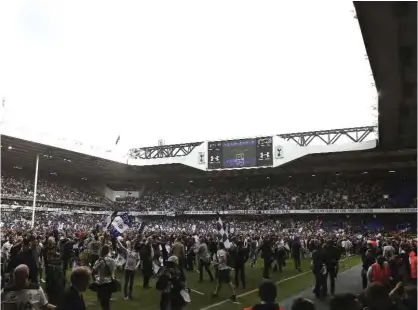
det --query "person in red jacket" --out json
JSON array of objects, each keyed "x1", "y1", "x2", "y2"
[
  {"x1": 367, "y1": 256, "x2": 390, "y2": 287},
  {"x1": 409, "y1": 250, "x2": 417, "y2": 285},
  {"x1": 244, "y1": 280, "x2": 284, "y2": 310}
]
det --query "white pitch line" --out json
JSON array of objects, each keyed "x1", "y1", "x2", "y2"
[
  {"x1": 200, "y1": 257, "x2": 353, "y2": 310},
  {"x1": 200, "y1": 271, "x2": 310, "y2": 310},
  {"x1": 192, "y1": 289, "x2": 205, "y2": 295}
]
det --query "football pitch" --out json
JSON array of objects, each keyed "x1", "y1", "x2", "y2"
[{"x1": 76, "y1": 256, "x2": 360, "y2": 310}]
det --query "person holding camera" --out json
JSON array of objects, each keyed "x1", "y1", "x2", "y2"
[{"x1": 156, "y1": 255, "x2": 188, "y2": 310}]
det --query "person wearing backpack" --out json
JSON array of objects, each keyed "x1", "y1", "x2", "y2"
[{"x1": 92, "y1": 245, "x2": 116, "y2": 310}]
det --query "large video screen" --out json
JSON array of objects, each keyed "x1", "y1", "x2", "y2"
[{"x1": 208, "y1": 136, "x2": 273, "y2": 169}]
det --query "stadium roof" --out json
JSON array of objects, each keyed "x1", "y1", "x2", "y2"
[
  {"x1": 1, "y1": 134, "x2": 416, "y2": 189},
  {"x1": 1, "y1": 3, "x2": 416, "y2": 189},
  {"x1": 354, "y1": 1, "x2": 417, "y2": 150},
  {"x1": 0, "y1": 134, "x2": 205, "y2": 183}
]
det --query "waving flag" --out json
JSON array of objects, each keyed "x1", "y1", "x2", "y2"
[
  {"x1": 105, "y1": 212, "x2": 132, "y2": 238},
  {"x1": 137, "y1": 220, "x2": 146, "y2": 235},
  {"x1": 216, "y1": 213, "x2": 230, "y2": 248}
]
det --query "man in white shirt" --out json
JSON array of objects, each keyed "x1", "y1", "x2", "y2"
[
  {"x1": 213, "y1": 242, "x2": 236, "y2": 301},
  {"x1": 88, "y1": 236, "x2": 101, "y2": 268},
  {"x1": 342, "y1": 239, "x2": 352, "y2": 257},
  {"x1": 383, "y1": 241, "x2": 395, "y2": 259},
  {"x1": 1, "y1": 264, "x2": 56, "y2": 310}
]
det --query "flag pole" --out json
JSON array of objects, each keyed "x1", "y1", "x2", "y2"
[{"x1": 31, "y1": 154, "x2": 40, "y2": 228}]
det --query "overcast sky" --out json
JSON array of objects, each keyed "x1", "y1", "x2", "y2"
[{"x1": 0, "y1": 1, "x2": 376, "y2": 155}]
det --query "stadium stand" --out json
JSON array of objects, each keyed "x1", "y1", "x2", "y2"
[
  {"x1": 0, "y1": 2, "x2": 416, "y2": 310},
  {"x1": 1, "y1": 173, "x2": 107, "y2": 205}
]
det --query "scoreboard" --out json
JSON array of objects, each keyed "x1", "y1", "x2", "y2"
[{"x1": 208, "y1": 136, "x2": 273, "y2": 170}]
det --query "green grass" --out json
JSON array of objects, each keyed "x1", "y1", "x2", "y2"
[{"x1": 66, "y1": 256, "x2": 360, "y2": 310}]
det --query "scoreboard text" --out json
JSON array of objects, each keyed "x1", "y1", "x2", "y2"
[{"x1": 208, "y1": 137, "x2": 273, "y2": 170}]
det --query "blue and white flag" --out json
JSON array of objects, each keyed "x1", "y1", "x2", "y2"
[{"x1": 105, "y1": 212, "x2": 133, "y2": 238}]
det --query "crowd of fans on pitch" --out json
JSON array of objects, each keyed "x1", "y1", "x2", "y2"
[
  {"x1": 1, "y1": 174, "x2": 417, "y2": 310},
  {"x1": 1, "y1": 174, "x2": 417, "y2": 214},
  {"x1": 1, "y1": 211, "x2": 417, "y2": 310}
]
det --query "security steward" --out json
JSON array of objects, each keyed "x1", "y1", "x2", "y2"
[
  {"x1": 367, "y1": 255, "x2": 390, "y2": 287},
  {"x1": 409, "y1": 250, "x2": 417, "y2": 285}
]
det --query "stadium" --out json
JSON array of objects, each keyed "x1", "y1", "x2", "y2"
[{"x1": 0, "y1": 2, "x2": 417, "y2": 310}]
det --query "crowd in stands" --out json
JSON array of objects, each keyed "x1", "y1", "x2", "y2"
[
  {"x1": 1, "y1": 174, "x2": 107, "y2": 206},
  {"x1": 1, "y1": 174, "x2": 417, "y2": 215},
  {"x1": 114, "y1": 177, "x2": 417, "y2": 212}
]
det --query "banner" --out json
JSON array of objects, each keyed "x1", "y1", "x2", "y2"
[
  {"x1": 0, "y1": 205, "x2": 416, "y2": 216},
  {"x1": 308, "y1": 209, "x2": 374, "y2": 214},
  {"x1": 306, "y1": 208, "x2": 417, "y2": 214},
  {"x1": 261, "y1": 210, "x2": 292, "y2": 215},
  {"x1": 183, "y1": 211, "x2": 215, "y2": 215}
]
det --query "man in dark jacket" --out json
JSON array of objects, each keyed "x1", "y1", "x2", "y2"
[
  {"x1": 58, "y1": 267, "x2": 90, "y2": 310},
  {"x1": 244, "y1": 279, "x2": 284, "y2": 310},
  {"x1": 311, "y1": 241, "x2": 327, "y2": 298},
  {"x1": 323, "y1": 240, "x2": 341, "y2": 296},
  {"x1": 139, "y1": 238, "x2": 153, "y2": 289},
  {"x1": 291, "y1": 237, "x2": 302, "y2": 271},
  {"x1": 43, "y1": 235, "x2": 65, "y2": 306},
  {"x1": 156, "y1": 256, "x2": 187, "y2": 310},
  {"x1": 234, "y1": 240, "x2": 248, "y2": 289},
  {"x1": 7, "y1": 239, "x2": 38, "y2": 284},
  {"x1": 258, "y1": 239, "x2": 273, "y2": 279}
]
